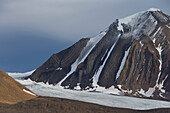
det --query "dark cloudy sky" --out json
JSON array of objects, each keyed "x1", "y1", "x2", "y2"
[{"x1": 0, "y1": 0, "x2": 169, "y2": 72}]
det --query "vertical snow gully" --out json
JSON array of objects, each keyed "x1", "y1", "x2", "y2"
[
  {"x1": 93, "y1": 34, "x2": 121, "y2": 87},
  {"x1": 115, "y1": 46, "x2": 131, "y2": 81},
  {"x1": 57, "y1": 31, "x2": 106, "y2": 86}
]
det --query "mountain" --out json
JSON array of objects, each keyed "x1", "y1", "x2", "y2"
[
  {"x1": 28, "y1": 8, "x2": 170, "y2": 101},
  {"x1": 0, "y1": 69, "x2": 36, "y2": 104}
]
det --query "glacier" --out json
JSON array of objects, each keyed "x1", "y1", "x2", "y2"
[{"x1": 8, "y1": 71, "x2": 170, "y2": 110}]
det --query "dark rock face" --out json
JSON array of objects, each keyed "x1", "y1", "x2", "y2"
[
  {"x1": 29, "y1": 10, "x2": 170, "y2": 101},
  {"x1": 62, "y1": 23, "x2": 121, "y2": 89},
  {"x1": 29, "y1": 38, "x2": 89, "y2": 84}
]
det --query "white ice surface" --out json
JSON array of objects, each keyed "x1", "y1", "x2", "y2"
[
  {"x1": 8, "y1": 68, "x2": 170, "y2": 110},
  {"x1": 7, "y1": 70, "x2": 35, "y2": 79},
  {"x1": 15, "y1": 78, "x2": 170, "y2": 110}
]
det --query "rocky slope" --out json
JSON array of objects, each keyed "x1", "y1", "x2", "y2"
[
  {"x1": 0, "y1": 69, "x2": 36, "y2": 104},
  {"x1": 1, "y1": 97, "x2": 170, "y2": 113},
  {"x1": 28, "y1": 8, "x2": 170, "y2": 101}
]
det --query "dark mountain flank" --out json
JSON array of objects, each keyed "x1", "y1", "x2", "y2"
[
  {"x1": 29, "y1": 9, "x2": 170, "y2": 101},
  {"x1": 0, "y1": 69, "x2": 36, "y2": 104}
]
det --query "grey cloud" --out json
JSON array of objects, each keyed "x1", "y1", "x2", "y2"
[
  {"x1": 0, "y1": 0, "x2": 168, "y2": 41},
  {"x1": 0, "y1": 0, "x2": 169, "y2": 72}
]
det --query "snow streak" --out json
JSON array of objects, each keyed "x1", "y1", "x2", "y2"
[
  {"x1": 93, "y1": 34, "x2": 120, "y2": 86},
  {"x1": 23, "y1": 89, "x2": 36, "y2": 96},
  {"x1": 156, "y1": 44, "x2": 163, "y2": 85},
  {"x1": 166, "y1": 25, "x2": 170, "y2": 29},
  {"x1": 152, "y1": 27, "x2": 161, "y2": 43},
  {"x1": 57, "y1": 31, "x2": 106, "y2": 86},
  {"x1": 136, "y1": 41, "x2": 144, "y2": 81},
  {"x1": 115, "y1": 46, "x2": 131, "y2": 81}
]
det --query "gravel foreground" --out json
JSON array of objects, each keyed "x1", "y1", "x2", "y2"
[{"x1": 0, "y1": 96, "x2": 170, "y2": 113}]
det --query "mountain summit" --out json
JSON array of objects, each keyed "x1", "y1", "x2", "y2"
[{"x1": 28, "y1": 9, "x2": 170, "y2": 101}]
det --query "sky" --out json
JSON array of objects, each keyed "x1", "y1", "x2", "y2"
[{"x1": 0, "y1": 0, "x2": 169, "y2": 72}]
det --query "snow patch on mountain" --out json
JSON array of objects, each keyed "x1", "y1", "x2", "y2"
[
  {"x1": 166, "y1": 25, "x2": 170, "y2": 29},
  {"x1": 23, "y1": 89, "x2": 36, "y2": 96},
  {"x1": 117, "y1": 9, "x2": 158, "y2": 38},
  {"x1": 117, "y1": 11, "x2": 144, "y2": 32},
  {"x1": 117, "y1": 85, "x2": 132, "y2": 94},
  {"x1": 74, "y1": 83, "x2": 81, "y2": 90},
  {"x1": 56, "y1": 67, "x2": 62, "y2": 70},
  {"x1": 138, "y1": 88, "x2": 155, "y2": 97},
  {"x1": 148, "y1": 8, "x2": 161, "y2": 12}
]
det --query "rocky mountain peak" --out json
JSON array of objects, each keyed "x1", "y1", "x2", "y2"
[
  {"x1": 147, "y1": 8, "x2": 161, "y2": 12},
  {"x1": 108, "y1": 8, "x2": 169, "y2": 43},
  {"x1": 28, "y1": 9, "x2": 170, "y2": 101}
]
